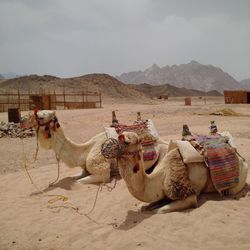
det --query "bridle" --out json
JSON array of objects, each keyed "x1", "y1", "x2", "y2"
[
  {"x1": 101, "y1": 137, "x2": 142, "y2": 160},
  {"x1": 34, "y1": 110, "x2": 60, "y2": 139},
  {"x1": 121, "y1": 147, "x2": 142, "y2": 159}
]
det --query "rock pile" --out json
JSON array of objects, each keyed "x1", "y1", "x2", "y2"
[{"x1": 0, "y1": 121, "x2": 35, "y2": 138}]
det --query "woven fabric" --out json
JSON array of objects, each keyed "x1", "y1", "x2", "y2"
[
  {"x1": 115, "y1": 121, "x2": 156, "y2": 144},
  {"x1": 114, "y1": 121, "x2": 158, "y2": 161},
  {"x1": 206, "y1": 145, "x2": 239, "y2": 192},
  {"x1": 194, "y1": 134, "x2": 239, "y2": 193},
  {"x1": 183, "y1": 133, "x2": 239, "y2": 193},
  {"x1": 143, "y1": 145, "x2": 158, "y2": 161},
  {"x1": 115, "y1": 122, "x2": 155, "y2": 144},
  {"x1": 194, "y1": 134, "x2": 226, "y2": 147}
]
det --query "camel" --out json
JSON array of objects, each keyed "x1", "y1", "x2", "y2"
[
  {"x1": 21, "y1": 110, "x2": 168, "y2": 184},
  {"x1": 115, "y1": 131, "x2": 248, "y2": 213}
]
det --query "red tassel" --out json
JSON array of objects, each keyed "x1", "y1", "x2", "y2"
[
  {"x1": 44, "y1": 132, "x2": 48, "y2": 139},
  {"x1": 133, "y1": 163, "x2": 140, "y2": 173}
]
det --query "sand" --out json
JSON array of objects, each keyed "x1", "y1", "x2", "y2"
[{"x1": 0, "y1": 97, "x2": 250, "y2": 250}]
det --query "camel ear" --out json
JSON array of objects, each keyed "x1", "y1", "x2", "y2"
[{"x1": 118, "y1": 134, "x2": 125, "y2": 143}]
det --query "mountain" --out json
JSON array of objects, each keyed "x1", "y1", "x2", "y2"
[
  {"x1": 128, "y1": 83, "x2": 222, "y2": 98},
  {"x1": 0, "y1": 74, "x2": 4, "y2": 80},
  {"x1": 0, "y1": 74, "x2": 149, "y2": 102},
  {"x1": 0, "y1": 74, "x2": 59, "y2": 91},
  {"x1": 0, "y1": 72, "x2": 20, "y2": 79},
  {"x1": 117, "y1": 61, "x2": 240, "y2": 93},
  {"x1": 0, "y1": 73, "x2": 222, "y2": 104},
  {"x1": 240, "y1": 78, "x2": 250, "y2": 89}
]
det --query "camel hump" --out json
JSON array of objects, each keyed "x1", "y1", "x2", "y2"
[{"x1": 163, "y1": 148, "x2": 196, "y2": 200}]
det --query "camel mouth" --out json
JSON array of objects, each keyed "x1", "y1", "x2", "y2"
[{"x1": 118, "y1": 132, "x2": 140, "y2": 145}]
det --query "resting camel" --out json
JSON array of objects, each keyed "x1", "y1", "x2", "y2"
[
  {"x1": 115, "y1": 131, "x2": 248, "y2": 213},
  {"x1": 22, "y1": 110, "x2": 168, "y2": 184}
]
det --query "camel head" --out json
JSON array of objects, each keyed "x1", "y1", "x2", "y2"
[
  {"x1": 21, "y1": 110, "x2": 56, "y2": 128},
  {"x1": 21, "y1": 110, "x2": 60, "y2": 149},
  {"x1": 118, "y1": 131, "x2": 143, "y2": 174},
  {"x1": 118, "y1": 131, "x2": 141, "y2": 152}
]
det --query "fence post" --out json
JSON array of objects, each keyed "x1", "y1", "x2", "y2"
[
  {"x1": 99, "y1": 92, "x2": 102, "y2": 108},
  {"x1": 63, "y1": 87, "x2": 66, "y2": 109}
]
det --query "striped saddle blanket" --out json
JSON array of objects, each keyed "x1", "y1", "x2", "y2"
[{"x1": 195, "y1": 134, "x2": 239, "y2": 194}]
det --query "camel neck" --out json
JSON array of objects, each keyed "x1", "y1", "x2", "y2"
[
  {"x1": 51, "y1": 128, "x2": 94, "y2": 167},
  {"x1": 119, "y1": 152, "x2": 147, "y2": 201},
  {"x1": 119, "y1": 151, "x2": 165, "y2": 203}
]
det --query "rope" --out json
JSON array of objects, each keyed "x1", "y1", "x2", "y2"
[
  {"x1": 34, "y1": 126, "x2": 40, "y2": 160},
  {"x1": 21, "y1": 112, "x2": 120, "y2": 222},
  {"x1": 21, "y1": 138, "x2": 79, "y2": 213},
  {"x1": 48, "y1": 154, "x2": 60, "y2": 187},
  {"x1": 85, "y1": 176, "x2": 118, "y2": 215}
]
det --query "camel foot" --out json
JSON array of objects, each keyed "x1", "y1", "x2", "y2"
[
  {"x1": 138, "y1": 199, "x2": 171, "y2": 212},
  {"x1": 77, "y1": 174, "x2": 110, "y2": 184},
  {"x1": 152, "y1": 195, "x2": 198, "y2": 214},
  {"x1": 72, "y1": 170, "x2": 89, "y2": 180}
]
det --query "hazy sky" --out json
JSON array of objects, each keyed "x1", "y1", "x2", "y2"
[{"x1": 0, "y1": 0, "x2": 249, "y2": 80}]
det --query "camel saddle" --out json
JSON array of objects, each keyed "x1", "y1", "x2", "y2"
[{"x1": 180, "y1": 133, "x2": 239, "y2": 194}]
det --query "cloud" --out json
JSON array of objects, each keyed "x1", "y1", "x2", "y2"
[{"x1": 0, "y1": 0, "x2": 249, "y2": 80}]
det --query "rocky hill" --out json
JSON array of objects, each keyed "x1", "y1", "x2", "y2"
[
  {"x1": 129, "y1": 83, "x2": 222, "y2": 98},
  {"x1": 0, "y1": 73, "x2": 223, "y2": 104},
  {"x1": 117, "y1": 61, "x2": 241, "y2": 93},
  {"x1": 0, "y1": 74, "x2": 59, "y2": 91},
  {"x1": 0, "y1": 74, "x2": 149, "y2": 102},
  {"x1": 0, "y1": 72, "x2": 20, "y2": 79},
  {"x1": 240, "y1": 78, "x2": 250, "y2": 89}
]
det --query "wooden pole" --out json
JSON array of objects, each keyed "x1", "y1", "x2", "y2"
[
  {"x1": 18, "y1": 89, "x2": 20, "y2": 110},
  {"x1": 63, "y1": 86, "x2": 66, "y2": 110},
  {"x1": 86, "y1": 86, "x2": 88, "y2": 103},
  {"x1": 82, "y1": 89, "x2": 84, "y2": 108},
  {"x1": 54, "y1": 89, "x2": 56, "y2": 110},
  {"x1": 111, "y1": 110, "x2": 118, "y2": 126},
  {"x1": 99, "y1": 92, "x2": 102, "y2": 108}
]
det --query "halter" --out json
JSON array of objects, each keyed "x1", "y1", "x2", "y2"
[
  {"x1": 121, "y1": 148, "x2": 142, "y2": 158},
  {"x1": 34, "y1": 110, "x2": 60, "y2": 139},
  {"x1": 101, "y1": 137, "x2": 142, "y2": 160}
]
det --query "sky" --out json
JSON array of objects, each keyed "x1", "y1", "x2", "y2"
[{"x1": 0, "y1": 0, "x2": 249, "y2": 80}]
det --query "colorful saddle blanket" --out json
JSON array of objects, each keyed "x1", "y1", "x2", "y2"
[
  {"x1": 105, "y1": 119, "x2": 159, "y2": 161},
  {"x1": 194, "y1": 134, "x2": 239, "y2": 194}
]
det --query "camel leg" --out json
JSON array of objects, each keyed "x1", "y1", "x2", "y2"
[
  {"x1": 152, "y1": 195, "x2": 198, "y2": 214},
  {"x1": 72, "y1": 169, "x2": 89, "y2": 180},
  {"x1": 138, "y1": 199, "x2": 171, "y2": 212},
  {"x1": 77, "y1": 173, "x2": 110, "y2": 184}
]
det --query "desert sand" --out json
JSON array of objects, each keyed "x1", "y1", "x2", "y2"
[{"x1": 0, "y1": 97, "x2": 250, "y2": 250}]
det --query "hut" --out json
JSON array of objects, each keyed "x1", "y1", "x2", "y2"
[
  {"x1": 224, "y1": 90, "x2": 250, "y2": 104},
  {"x1": 30, "y1": 94, "x2": 56, "y2": 110}
]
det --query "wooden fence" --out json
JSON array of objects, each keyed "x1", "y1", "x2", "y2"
[{"x1": 0, "y1": 89, "x2": 102, "y2": 112}]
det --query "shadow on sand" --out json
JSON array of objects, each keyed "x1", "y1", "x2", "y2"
[
  {"x1": 115, "y1": 199, "x2": 171, "y2": 230},
  {"x1": 116, "y1": 184, "x2": 250, "y2": 230},
  {"x1": 198, "y1": 183, "x2": 250, "y2": 207},
  {"x1": 115, "y1": 210, "x2": 153, "y2": 230},
  {"x1": 30, "y1": 176, "x2": 77, "y2": 196}
]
